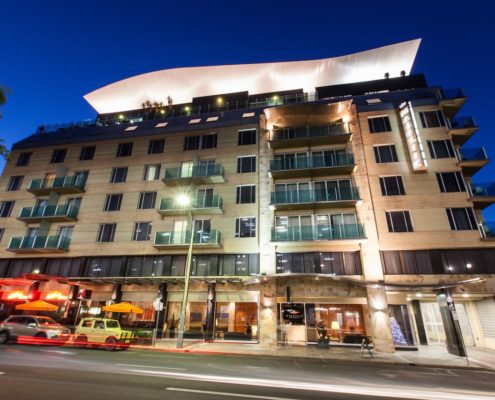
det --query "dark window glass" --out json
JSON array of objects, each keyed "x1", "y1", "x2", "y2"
[
  {"x1": 104, "y1": 194, "x2": 123, "y2": 211},
  {"x1": 184, "y1": 134, "x2": 217, "y2": 150},
  {"x1": 97, "y1": 224, "x2": 116, "y2": 242},
  {"x1": 386, "y1": 211, "x2": 413, "y2": 232},
  {"x1": 235, "y1": 217, "x2": 256, "y2": 237},
  {"x1": 237, "y1": 156, "x2": 256, "y2": 173},
  {"x1": 138, "y1": 192, "x2": 156, "y2": 209},
  {"x1": 7, "y1": 176, "x2": 23, "y2": 191},
  {"x1": 116, "y1": 142, "x2": 133, "y2": 157},
  {"x1": 0, "y1": 228, "x2": 4, "y2": 242},
  {"x1": 446, "y1": 208, "x2": 477, "y2": 230},
  {"x1": 374, "y1": 145, "x2": 398, "y2": 163},
  {"x1": 201, "y1": 133, "x2": 217, "y2": 149},
  {"x1": 420, "y1": 111, "x2": 446, "y2": 128},
  {"x1": 436, "y1": 172, "x2": 465, "y2": 192},
  {"x1": 184, "y1": 136, "x2": 200, "y2": 150},
  {"x1": 51, "y1": 149, "x2": 67, "y2": 163},
  {"x1": 238, "y1": 129, "x2": 256, "y2": 145},
  {"x1": 148, "y1": 139, "x2": 165, "y2": 154},
  {"x1": 132, "y1": 222, "x2": 152, "y2": 241},
  {"x1": 427, "y1": 140, "x2": 456, "y2": 159},
  {"x1": 236, "y1": 185, "x2": 256, "y2": 204},
  {"x1": 17, "y1": 152, "x2": 32, "y2": 167},
  {"x1": 0, "y1": 201, "x2": 14, "y2": 217},
  {"x1": 379, "y1": 176, "x2": 405, "y2": 196},
  {"x1": 143, "y1": 164, "x2": 161, "y2": 181},
  {"x1": 80, "y1": 146, "x2": 96, "y2": 161},
  {"x1": 368, "y1": 116, "x2": 391, "y2": 133},
  {"x1": 110, "y1": 167, "x2": 127, "y2": 183}
]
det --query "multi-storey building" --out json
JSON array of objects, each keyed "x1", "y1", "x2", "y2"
[{"x1": 1, "y1": 39, "x2": 494, "y2": 353}]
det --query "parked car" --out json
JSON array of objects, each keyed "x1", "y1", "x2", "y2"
[
  {"x1": 0, "y1": 315, "x2": 71, "y2": 344},
  {"x1": 74, "y1": 318, "x2": 134, "y2": 351}
]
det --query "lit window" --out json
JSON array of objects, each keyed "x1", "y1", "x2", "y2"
[
  {"x1": 242, "y1": 112, "x2": 255, "y2": 118},
  {"x1": 189, "y1": 119, "x2": 201, "y2": 124},
  {"x1": 206, "y1": 116, "x2": 219, "y2": 122},
  {"x1": 124, "y1": 126, "x2": 138, "y2": 131},
  {"x1": 155, "y1": 122, "x2": 168, "y2": 128}
]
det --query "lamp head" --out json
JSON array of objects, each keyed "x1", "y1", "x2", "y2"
[{"x1": 176, "y1": 194, "x2": 191, "y2": 206}]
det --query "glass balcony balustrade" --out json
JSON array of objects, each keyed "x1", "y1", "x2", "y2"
[
  {"x1": 272, "y1": 224, "x2": 365, "y2": 241},
  {"x1": 163, "y1": 164, "x2": 225, "y2": 185},
  {"x1": 154, "y1": 230, "x2": 222, "y2": 247},
  {"x1": 8, "y1": 235, "x2": 71, "y2": 252},
  {"x1": 28, "y1": 175, "x2": 86, "y2": 195},
  {"x1": 271, "y1": 187, "x2": 360, "y2": 205},
  {"x1": 270, "y1": 124, "x2": 351, "y2": 149},
  {"x1": 159, "y1": 195, "x2": 223, "y2": 215},
  {"x1": 270, "y1": 153, "x2": 355, "y2": 178},
  {"x1": 457, "y1": 147, "x2": 488, "y2": 176},
  {"x1": 18, "y1": 204, "x2": 79, "y2": 221}
]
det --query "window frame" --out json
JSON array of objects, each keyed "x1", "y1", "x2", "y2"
[
  {"x1": 132, "y1": 221, "x2": 152, "y2": 241},
  {"x1": 374, "y1": 144, "x2": 398, "y2": 163},
  {"x1": 237, "y1": 155, "x2": 256, "y2": 173},
  {"x1": 16, "y1": 152, "x2": 32, "y2": 167},
  {"x1": 7, "y1": 176, "x2": 23, "y2": 192},
  {"x1": 116, "y1": 142, "x2": 133, "y2": 158},
  {"x1": 446, "y1": 207, "x2": 478, "y2": 231},
  {"x1": 143, "y1": 164, "x2": 161, "y2": 181},
  {"x1": 0, "y1": 201, "x2": 15, "y2": 218},
  {"x1": 368, "y1": 116, "x2": 392, "y2": 133},
  {"x1": 419, "y1": 110, "x2": 446, "y2": 128},
  {"x1": 80, "y1": 146, "x2": 96, "y2": 161},
  {"x1": 379, "y1": 176, "x2": 405, "y2": 196},
  {"x1": 235, "y1": 216, "x2": 256, "y2": 238},
  {"x1": 436, "y1": 172, "x2": 466, "y2": 193},
  {"x1": 137, "y1": 191, "x2": 157, "y2": 210},
  {"x1": 97, "y1": 223, "x2": 116, "y2": 243},
  {"x1": 236, "y1": 185, "x2": 256, "y2": 204},
  {"x1": 386, "y1": 210, "x2": 414, "y2": 233},
  {"x1": 110, "y1": 167, "x2": 128, "y2": 183},
  {"x1": 104, "y1": 194, "x2": 123, "y2": 212},
  {"x1": 50, "y1": 149, "x2": 67, "y2": 164},
  {"x1": 148, "y1": 139, "x2": 165, "y2": 154},
  {"x1": 238, "y1": 129, "x2": 257, "y2": 145},
  {"x1": 427, "y1": 140, "x2": 456, "y2": 159}
]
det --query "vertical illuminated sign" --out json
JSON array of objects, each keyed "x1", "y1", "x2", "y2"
[{"x1": 399, "y1": 101, "x2": 428, "y2": 171}]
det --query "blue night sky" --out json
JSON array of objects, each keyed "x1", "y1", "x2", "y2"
[{"x1": 1, "y1": 1, "x2": 494, "y2": 216}]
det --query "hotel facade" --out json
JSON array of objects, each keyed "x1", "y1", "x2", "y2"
[{"x1": 1, "y1": 39, "x2": 494, "y2": 353}]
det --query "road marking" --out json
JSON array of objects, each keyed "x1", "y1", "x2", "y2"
[
  {"x1": 245, "y1": 366, "x2": 271, "y2": 370},
  {"x1": 41, "y1": 350, "x2": 76, "y2": 356},
  {"x1": 141, "y1": 354, "x2": 198, "y2": 360},
  {"x1": 130, "y1": 369, "x2": 495, "y2": 400},
  {"x1": 116, "y1": 363, "x2": 185, "y2": 371},
  {"x1": 166, "y1": 387, "x2": 299, "y2": 399}
]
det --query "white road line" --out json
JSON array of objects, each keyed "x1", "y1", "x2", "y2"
[
  {"x1": 130, "y1": 369, "x2": 495, "y2": 400},
  {"x1": 166, "y1": 387, "x2": 299, "y2": 400},
  {"x1": 245, "y1": 366, "x2": 270, "y2": 370},
  {"x1": 115, "y1": 363, "x2": 185, "y2": 371}
]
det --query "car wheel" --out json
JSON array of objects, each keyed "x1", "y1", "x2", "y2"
[
  {"x1": 105, "y1": 337, "x2": 117, "y2": 351},
  {"x1": 0, "y1": 330, "x2": 9, "y2": 344},
  {"x1": 74, "y1": 335, "x2": 88, "y2": 348}
]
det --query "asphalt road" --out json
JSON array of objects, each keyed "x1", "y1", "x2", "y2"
[{"x1": 1, "y1": 345, "x2": 494, "y2": 400}]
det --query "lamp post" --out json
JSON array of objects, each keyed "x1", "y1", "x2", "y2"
[{"x1": 176, "y1": 194, "x2": 194, "y2": 349}]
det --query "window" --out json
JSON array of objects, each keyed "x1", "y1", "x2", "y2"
[
  {"x1": 104, "y1": 194, "x2": 123, "y2": 212},
  {"x1": 17, "y1": 152, "x2": 32, "y2": 167},
  {"x1": 386, "y1": 211, "x2": 413, "y2": 232},
  {"x1": 184, "y1": 133, "x2": 217, "y2": 150},
  {"x1": 0, "y1": 201, "x2": 14, "y2": 217},
  {"x1": 419, "y1": 111, "x2": 446, "y2": 128},
  {"x1": 97, "y1": 224, "x2": 116, "y2": 243},
  {"x1": 51, "y1": 149, "x2": 67, "y2": 163},
  {"x1": 7, "y1": 176, "x2": 23, "y2": 191},
  {"x1": 143, "y1": 164, "x2": 161, "y2": 181},
  {"x1": 132, "y1": 222, "x2": 152, "y2": 241},
  {"x1": 436, "y1": 172, "x2": 465, "y2": 193},
  {"x1": 237, "y1": 156, "x2": 256, "y2": 173},
  {"x1": 0, "y1": 228, "x2": 4, "y2": 241},
  {"x1": 374, "y1": 145, "x2": 398, "y2": 163},
  {"x1": 116, "y1": 142, "x2": 133, "y2": 157},
  {"x1": 110, "y1": 167, "x2": 128, "y2": 183},
  {"x1": 427, "y1": 140, "x2": 456, "y2": 159},
  {"x1": 368, "y1": 116, "x2": 391, "y2": 133},
  {"x1": 138, "y1": 192, "x2": 157, "y2": 209},
  {"x1": 148, "y1": 139, "x2": 165, "y2": 154},
  {"x1": 236, "y1": 185, "x2": 256, "y2": 204},
  {"x1": 379, "y1": 176, "x2": 405, "y2": 196},
  {"x1": 80, "y1": 146, "x2": 96, "y2": 161},
  {"x1": 446, "y1": 208, "x2": 477, "y2": 230},
  {"x1": 235, "y1": 217, "x2": 256, "y2": 237},
  {"x1": 238, "y1": 129, "x2": 256, "y2": 145}
]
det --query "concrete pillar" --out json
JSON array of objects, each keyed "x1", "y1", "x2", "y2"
[
  {"x1": 205, "y1": 282, "x2": 216, "y2": 341},
  {"x1": 437, "y1": 289, "x2": 466, "y2": 357},
  {"x1": 366, "y1": 286, "x2": 394, "y2": 353},
  {"x1": 259, "y1": 280, "x2": 277, "y2": 347}
]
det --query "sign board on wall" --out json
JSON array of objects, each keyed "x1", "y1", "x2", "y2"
[{"x1": 399, "y1": 101, "x2": 428, "y2": 172}]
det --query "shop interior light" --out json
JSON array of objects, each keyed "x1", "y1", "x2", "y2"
[{"x1": 466, "y1": 263, "x2": 472, "y2": 269}]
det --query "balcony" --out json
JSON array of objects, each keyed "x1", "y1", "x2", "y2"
[
  {"x1": 153, "y1": 230, "x2": 222, "y2": 249},
  {"x1": 468, "y1": 183, "x2": 495, "y2": 209},
  {"x1": 28, "y1": 175, "x2": 86, "y2": 196},
  {"x1": 17, "y1": 204, "x2": 79, "y2": 223},
  {"x1": 7, "y1": 235, "x2": 71, "y2": 253},
  {"x1": 457, "y1": 147, "x2": 489, "y2": 176},
  {"x1": 163, "y1": 164, "x2": 225, "y2": 186},
  {"x1": 269, "y1": 124, "x2": 351, "y2": 149},
  {"x1": 272, "y1": 224, "x2": 366, "y2": 242},
  {"x1": 439, "y1": 88, "x2": 467, "y2": 118},
  {"x1": 270, "y1": 187, "x2": 360, "y2": 211},
  {"x1": 481, "y1": 221, "x2": 495, "y2": 241},
  {"x1": 269, "y1": 153, "x2": 355, "y2": 179},
  {"x1": 448, "y1": 116, "x2": 478, "y2": 145},
  {"x1": 158, "y1": 195, "x2": 223, "y2": 216}
]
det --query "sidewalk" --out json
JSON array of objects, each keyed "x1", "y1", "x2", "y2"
[{"x1": 143, "y1": 340, "x2": 495, "y2": 371}]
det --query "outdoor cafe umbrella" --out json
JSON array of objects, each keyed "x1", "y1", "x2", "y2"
[
  {"x1": 102, "y1": 302, "x2": 143, "y2": 314},
  {"x1": 15, "y1": 300, "x2": 58, "y2": 311}
]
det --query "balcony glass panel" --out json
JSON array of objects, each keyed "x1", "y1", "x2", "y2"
[
  {"x1": 272, "y1": 224, "x2": 365, "y2": 241},
  {"x1": 154, "y1": 229, "x2": 221, "y2": 245}
]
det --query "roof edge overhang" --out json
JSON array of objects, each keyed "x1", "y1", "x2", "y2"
[{"x1": 84, "y1": 39, "x2": 421, "y2": 114}]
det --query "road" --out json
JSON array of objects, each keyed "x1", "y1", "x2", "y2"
[{"x1": 0, "y1": 345, "x2": 494, "y2": 400}]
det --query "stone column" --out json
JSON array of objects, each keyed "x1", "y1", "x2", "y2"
[
  {"x1": 366, "y1": 285, "x2": 394, "y2": 353},
  {"x1": 259, "y1": 280, "x2": 277, "y2": 347},
  {"x1": 205, "y1": 282, "x2": 216, "y2": 341}
]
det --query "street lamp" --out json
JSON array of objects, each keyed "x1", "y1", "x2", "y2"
[{"x1": 176, "y1": 193, "x2": 194, "y2": 349}]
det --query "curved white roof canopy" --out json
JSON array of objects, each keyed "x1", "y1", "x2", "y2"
[{"x1": 84, "y1": 39, "x2": 421, "y2": 114}]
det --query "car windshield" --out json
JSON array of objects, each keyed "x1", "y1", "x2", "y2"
[
  {"x1": 106, "y1": 320, "x2": 119, "y2": 328},
  {"x1": 35, "y1": 317, "x2": 58, "y2": 326}
]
